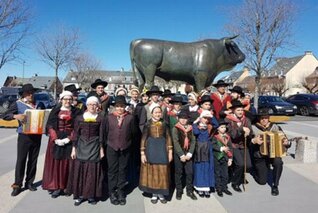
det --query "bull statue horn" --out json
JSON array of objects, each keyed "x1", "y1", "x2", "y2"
[{"x1": 224, "y1": 35, "x2": 239, "y2": 45}]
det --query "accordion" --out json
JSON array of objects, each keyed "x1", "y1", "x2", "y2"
[
  {"x1": 23, "y1": 109, "x2": 51, "y2": 134},
  {"x1": 259, "y1": 131, "x2": 286, "y2": 158}
]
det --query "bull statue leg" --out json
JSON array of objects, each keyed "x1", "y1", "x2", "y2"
[
  {"x1": 143, "y1": 65, "x2": 157, "y2": 90},
  {"x1": 194, "y1": 71, "x2": 208, "y2": 92}
]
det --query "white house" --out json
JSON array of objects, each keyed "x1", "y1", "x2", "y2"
[{"x1": 268, "y1": 51, "x2": 318, "y2": 96}]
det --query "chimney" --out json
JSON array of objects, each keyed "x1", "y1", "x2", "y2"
[{"x1": 305, "y1": 51, "x2": 313, "y2": 55}]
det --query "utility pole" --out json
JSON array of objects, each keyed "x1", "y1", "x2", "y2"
[{"x1": 22, "y1": 61, "x2": 25, "y2": 84}]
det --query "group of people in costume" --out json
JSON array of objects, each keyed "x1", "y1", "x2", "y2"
[{"x1": 4, "y1": 79, "x2": 291, "y2": 206}]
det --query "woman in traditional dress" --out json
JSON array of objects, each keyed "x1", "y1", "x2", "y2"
[
  {"x1": 69, "y1": 96, "x2": 105, "y2": 206},
  {"x1": 139, "y1": 103, "x2": 173, "y2": 204},
  {"x1": 42, "y1": 91, "x2": 81, "y2": 198}
]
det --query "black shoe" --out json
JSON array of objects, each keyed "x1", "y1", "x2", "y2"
[
  {"x1": 197, "y1": 191, "x2": 205, "y2": 198},
  {"x1": 110, "y1": 193, "x2": 119, "y2": 205},
  {"x1": 118, "y1": 191, "x2": 126, "y2": 205},
  {"x1": 159, "y1": 198, "x2": 167, "y2": 204},
  {"x1": 51, "y1": 189, "x2": 61, "y2": 198},
  {"x1": 151, "y1": 199, "x2": 158, "y2": 204},
  {"x1": 271, "y1": 186, "x2": 279, "y2": 196},
  {"x1": 11, "y1": 186, "x2": 22, "y2": 197},
  {"x1": 176, "y1": 191, "x2": 182, "y2": 200},
  {"x1": 26, "y1": 184, "x2": 37, "y2": 191},
  {"x1": 217, "y1": 190, "x2": 223, "y2": 197},
  {"x1": 204, "y1": 192, "x2": 210, "y2": 198},
  {"x1": 232, "y1": 184, "x2": 242, "y2": 192},
  {"x1": 88, "y1": 198, "x2": 97, "y2": 205},
  {"x1": 186, "y1": 191, "x2": 197, "y2": 200},
  {"x1": 119, "y1": 198, "x2": 126, "y2": 205},
  {"x1": 74, "y1": 198, "x2": 83, "y2": 206},
  {"x1": 223, "y1": 189, "x2": 232, "y2": 196}
]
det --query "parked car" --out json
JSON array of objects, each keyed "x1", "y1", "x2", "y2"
[
  {"x1": 286, "y1": 94, "x2": 318, "y2": 116},
  {"x1": 78, "y1": 92, "x2": 87, "y2": 104},
  {"x1": 0, "y1": 94, "x2": 19, "y2": 115},
  {"x1": 256, "y1": 95, "x2": 297, "y2": 116},
  {"x1": 33, "y1": 91, "x2": 56, "y2": 109}
]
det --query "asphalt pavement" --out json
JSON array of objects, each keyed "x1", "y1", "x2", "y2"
[{"x1": 0, "y1": 117, "x2": 317, "y2": 213}]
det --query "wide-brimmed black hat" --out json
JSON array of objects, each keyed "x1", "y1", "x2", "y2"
[
  {"x1": 19, "y1": 83, "x2": 38, "y2": 95},
  {"x1": 162, "y1": 89, "x2": 175, "y2": 97},
  {"x1": 91, "y1": 79, "x2": 108, "y2": 89},
  {"x1": 212, "y1": 80, "x2": 229, "y2": 87},
  {"x1": 64, "y1": 84, "x2": 81, "y2": 94},
  {"x1": 256, "y1": 108, "x2": 270, "y2": 117},
  {"x1": 111, "y1": 95, "x2": 130, "y2": 106},
  {"x1": 198, "y1": 95, "x2": 214, "y2": 105},
  {"x1": 229, "y1": 86, "x2": 245, "y2": 97},
  {"x1": 229, "y1": 100, "x2": 246, "y2": 109},
  {"x1": 218, "y1": 119, "x2": 229, "y2": 126},
  {"x1": 169, "y1": 95, "x2": 186, "y2": 105},
  {"x1": 146, "y1": 86, "x2": 163, "y2": 96},
  {"x1": 178, "y1": 109, "x2": 189, "y2": 119}
]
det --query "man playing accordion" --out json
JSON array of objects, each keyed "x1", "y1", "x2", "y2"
[{"x1": 251, "y1": 108, "x2": 291, "y2": 196}]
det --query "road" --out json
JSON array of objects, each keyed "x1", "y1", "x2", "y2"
[{"x1": 0, "y1": 116, "x2": 317, "y2": 213}]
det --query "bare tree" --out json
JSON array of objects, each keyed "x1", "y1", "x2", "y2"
[
  {"x1": 225, "y1": 0, "x2": 297, "y2": 109},
  {"x1": 302, "y1": 78, "x2": 318, "y2": 94},
  {"x1": 36, "y1": 26, "x2": 81, "y2": 97},
  {"x1": 71, "y1": 52, "x2": 101, "y2": 90},
  {"x1": 0, "y1": 0, "x2": 31, "y2": 70},
  {"x1": 259, "y1": 76, "x2": 288, "y2": 96}
]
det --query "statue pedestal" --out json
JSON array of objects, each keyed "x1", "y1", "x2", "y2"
[{"x1": 295, "y1": 139, "x2": 317, "y2": 163}]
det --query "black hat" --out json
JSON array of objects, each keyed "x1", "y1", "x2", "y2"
[
  {"x1": 218, "y1": 119, "x2": 229, "y2": 126},
  {"x1": 162, "y1": 89, "x2": 175, "y2": 97},
  {"x1": 229, "y1": 86, "x2": 245, "y2": 97},
  {"x1": 257, "y1": 108, "x2": 270, "y2": 117},
  {"x1": 146, "y1": 86, "x2": 163, "y2": 96},
  {"x1": 229, "y1": 100, "x2": 246, "y2": 109},
  {"x1": 178, "y1": 110, "x2": 189, "y2": 119},
  {"x1": 198, "y1": 95, "x2": 214, "y2": 105},
  {"x1": 111, "y1": 95, "x2": 130, "y2": 106},
  {"x1": 169, "y1": 95, "x2": 186, "y2": 105},
  {"x1": 91, "y1": 79, "x2": 108, "y2": 89},
  {"x1": 64, "y1": 84, "x2": 81, "y2": 94},
  {"x1": 18, "y1": 83, "x2": 38, "y2": 96},
  {"x1": 86, "y1": 91, "x2": 101, "y2": 102},
  {"x1": 212, "y1": 80, "x2": 229, "y2": 87}
]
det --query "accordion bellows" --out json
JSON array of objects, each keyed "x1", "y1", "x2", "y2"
[
  {"x1": 260, "y1": 131, "x2": 286, "y2": 158},
  {"x1": 23, "y1": 109, "x2": 51, "y2": 134}
]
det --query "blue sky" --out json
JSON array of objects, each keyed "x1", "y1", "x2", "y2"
[{"x1": 1, "y1": 0, "x2": 318, "y2": 86}]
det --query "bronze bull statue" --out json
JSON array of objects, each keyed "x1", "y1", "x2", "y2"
[{"x1": 130, "y1": 36, "x2": 245, "y2": 92}]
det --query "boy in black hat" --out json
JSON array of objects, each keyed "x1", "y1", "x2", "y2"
[
  {"x1": 251, "y1": 108, "x2": 291, "y2": 196},
  {"x1": 3, "y1": 84, "x2": 42, "y2": 196},
  {"x1": 166, "y1": 95, "x2": 186, "y2": 132},
  {"x1": 105, "y1": 96, "x2": 135, "y2": 205},
  {"x1": 212, "y1": 120, "x2": 233, "y2": 197},
  {"x1": 172, "y1": 109, "x2": 197, "y2": 200}
]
